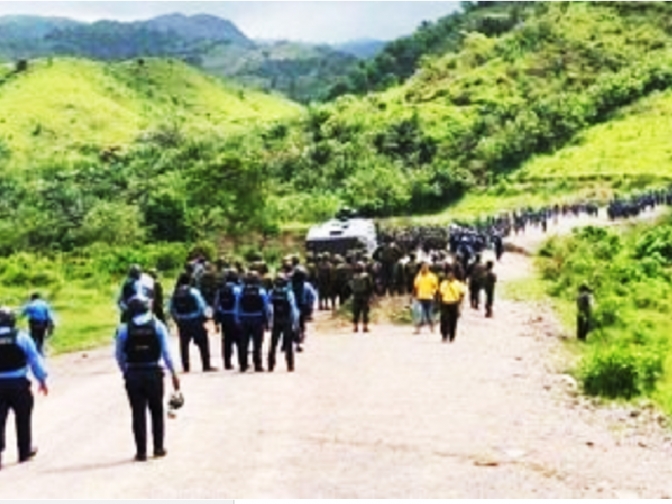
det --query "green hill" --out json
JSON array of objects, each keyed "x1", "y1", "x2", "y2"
[
  {"x1": 252, "y1": 2, "x2": 672, "y2": 222},
  {"x1": 0, "y1": 57, "x2": 302, "y2": 167}
]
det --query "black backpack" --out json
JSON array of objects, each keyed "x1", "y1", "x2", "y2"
[
  {"x1": 217, "y1": 284, "x2": 236, "y2": 312},
  {"x1": 240, "y1": 285, "x2": 264, "y2": 313},
  {"x1": 271, "y1": 288, "x2": 291, "y2": 320},
  {"x1": 173, "y1": 286, "x2": 198, "y2": 315}
]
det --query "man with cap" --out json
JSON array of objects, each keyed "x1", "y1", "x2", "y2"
[
  {"x1": 0, "y1": 306, "x2": 47, "y2": 470},
  {"x1": 169, "y1": 273, "x2": 216, "y2": 373},
  {"x1": 577, "y1": 283, "x2": 593, "y2": 342},
  {"x1": 115, "y1": 296, "x2": 180, "y2": 461},
  {"x1": 20, "y1": 292, "x2": 55, "y2": 355},
  {"x1": 268, "y1": 275, "x2": 300, "y2": 372}
]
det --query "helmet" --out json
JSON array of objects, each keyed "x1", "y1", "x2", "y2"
[
  {"x1": 0, "y1": 306, "x2": 16, "y2": 328},
  {"x1": 274, "y1": 275, "x2": 288, "y2": 288},
  {"x1": 126, "y1": 296, "x2": 150, "y2": 317},
  {"x1": 168, "y1": 391, "x2": 184, "y2": 410},
  {"x1": 128, "y1": 264, "x2": 142, "y2": 280},
  {"x1": 292, "y1": 266, "x2": 307, "y2": 282},
  {"x1": 245, "y1": 271, "x2": 259, "y2": 284}
]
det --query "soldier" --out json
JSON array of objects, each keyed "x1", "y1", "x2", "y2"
[
  {"x1": 147, "y1": 269, "x2": 166, "y2": 325},
  {"x1": 334, "y1": 255, "x2": 352, "y2": 307},
  {"x1": 199, "y1": 263, "x2": 219, "y2": 312},
  {"x1": 483, "y1": 261, "x2": 497, "y2": 318},
  {"x1": 404, "y1": 253, "x2": 418, "y2": 295},
  {"x1": 349, "y1": 262, "x2": 374, "y2": 333},
  {"x1": 577, "y1": 283, "x2": 593, "y2": 342},
  {"x1": 317, "y1": 253, "x2": 333, "y2": 310}
]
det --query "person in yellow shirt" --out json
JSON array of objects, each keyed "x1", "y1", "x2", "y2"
[
  {"x1": 413, "y1": 262, "x2": 439, "y2": 334},
  {"x1": 438, "y1": 267, "x2": 466, "y2": 343}
]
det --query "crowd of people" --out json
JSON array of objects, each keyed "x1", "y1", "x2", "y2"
[{"x1": 2, "y1": 188, "x2": 671, "y2": 467}]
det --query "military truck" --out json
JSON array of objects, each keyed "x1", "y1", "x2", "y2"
[{"x1": 305, "y1": 208, "x2": 378, "y2": 256}]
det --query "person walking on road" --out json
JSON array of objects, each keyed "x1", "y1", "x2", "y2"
[
  {"x1": 349, "y1": 261, "x2": 374, "y2": 333},
  {"x1": 483, "y1": 261, "x2": 497, "y2": 318},
  {"x1": 268, "y1": 275, "x2": 299, "y2": 372},
  {"x1": 115, "y1": 296, "x2": 180, "y2": 461},
  {"x1": 0, "y1": 306, "x2": 48, "y2": 470},
  {"x1": 20, "y1": 292, "x2": 55, "y2": 355},
  {"x1": 170, "y1": 273, "x2": 217, "y2": 373},
  {"x1": 438, "y1": 267, "x2": 466, "y2": 343},
  {"x1": 413, "y1": 262, "x2": 439, "y2": 334}
]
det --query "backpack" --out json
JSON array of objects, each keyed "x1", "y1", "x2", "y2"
[
  {"x1": 217, "y1": 284, "x2": 236, "y2": 312},
  {"x1": 173, "y1": 287, "x2": 198, "y2": 315},
  {"x1": 271, "y1": 288, "x2": 291, "y2": 320},
  {"x1": 240, "y1": 285, "x2": 264, "y2": 313}
]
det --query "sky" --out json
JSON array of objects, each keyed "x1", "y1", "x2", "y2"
[{"x1": 0, "y1": 1, "x2": 461, "y2": 43}]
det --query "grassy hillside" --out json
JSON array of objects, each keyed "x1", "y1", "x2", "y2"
[
  {"x1": 0, "y1": 57, "x2": 301, "y2": 167},
  {"x1": 254, "y1": 2, "x2": 672, "y2": 222}
]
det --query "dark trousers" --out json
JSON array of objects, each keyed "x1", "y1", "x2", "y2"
[
  {"x1": 469, "y1": 282, "x2": 481, "y2": 309},
  {"x1": 268, "y1": 320, "x2": 294, "y2": 372},
  {"x1": 218, "y1": 315, "x2": 239, "y2": 370},
  {"x1": 577, "y1": 315, "x2": 590, "y2": 341},
  {"x1": 318, "y1": 284, "x2": 331, "y2": 309},
  {"x1": 28, "y1": 320, "x2": 48, "y2": 355},
  {"x1": 485, "y1": 287, "x2": 494, "y2": 317},
  {"x1": 440, "y1": 303, "x2": 460, "y2": 341},
  {"x1": 0, "y1": 378, "x2": 33, "y2": 461},
  {"x1": 176, "y1": 318, "x2": 211, "y2": 372},
  {"x1": 124, "y1": 368, "x2": 164, "y2": 456},
  {"x1": 239, "y1": 317, "x2": 265, "y2": 371},
  {"x1": 381, "y1": 263, "x2": 394, "y2": 296},
  {"x1": 352, "y1": 296, "x2": 369, "y2": 327}
]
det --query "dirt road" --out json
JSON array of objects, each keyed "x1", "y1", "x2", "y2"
[{"x1": 1, "y1": 208, "x2": 671, "y2": 498}]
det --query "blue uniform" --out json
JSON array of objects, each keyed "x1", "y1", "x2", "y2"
[
  {"x1": 0, "y1": 326, "x2": 47, "y2": 463},
  {"x1": 20, "y1": 299, "x2": 55, "y2": 355},
  {"x1": 169, "y1": 286, "x2": 213, "y2": 372},
  {"x1": 268, "y1": 286, "x2": 300, "y2": 372},
  {"x1": 214, "y1": 283, "x2": 241, "y2": 370},
  {"x1": 169, "y1": 287, "x2": 207, "y2": 322},
  {"x1": 0, "y1": 327, "x2": 47, "y2": 383},
  {"x1": 114, "y1": 313, "x2": 176, "y2": 374},
  {"x1": 238, "y1": 283, "x2": 270, "y2": 372},
  {"x1": 114, "y1": 312, "x2": 175, "y2": 459}
]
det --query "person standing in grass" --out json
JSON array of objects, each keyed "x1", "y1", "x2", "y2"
[
  {"x1": 438, "y1": 267, "x2": 466, "y2": 343},
  {"x1": 413, "y1": 262, "x2": 439, "y2": 334},
  {"x1": 577, "y1": 283, "x2": 593, "y2": 342}
]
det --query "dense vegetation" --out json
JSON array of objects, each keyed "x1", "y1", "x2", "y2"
[
  {"x1": 536, "y1": 218, "x2": 672, "y2": 413},
  {"x1": 253, "y1": 2, "x2": 672, "y2": 220}
]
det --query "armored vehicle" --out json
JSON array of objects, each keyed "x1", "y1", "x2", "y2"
[{"x1": 305, "y1": 208, "x2": 378, "y2": 256}]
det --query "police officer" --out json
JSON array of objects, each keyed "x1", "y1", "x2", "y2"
[
  {"x1": 115, "y1": 296, "x2": 180, "y2": 461},
  {"x1": 214, "y1": 269, "x2": 241, "y2": 370},
  {"x1": 118, "y1": 264, "x2": 142, "y2": 323},
  {"x1": 20, "y1": 292, "x2": 55, "y2": 355},
  {"x1": 291, "y1": 266, "x2": 316, "y2": 352},
  {"x1": 268, "y1": 275, "x2": 299, "y2": 372},
  {"x1": 0, "y1": 307, "x2": 47, "y2": 470},
  {"x1": 169, "y1": 273, "x2": 216, "y2": 373},
  {"x1": 238, "y1": 272, "x2": 270, "y2": 373}
]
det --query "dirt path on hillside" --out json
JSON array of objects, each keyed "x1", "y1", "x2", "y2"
[{"x1": 1, "y1": 208, "x2": 672, "y2": 498}]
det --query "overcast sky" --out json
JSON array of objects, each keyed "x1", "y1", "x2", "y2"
[{"x1": 0, "y1": 1, "x2": 461, "y2": 43}]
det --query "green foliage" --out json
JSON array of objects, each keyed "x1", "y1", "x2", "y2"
[{"x1": 538, "y1": 214, "x2": 672, "y2": 406}]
